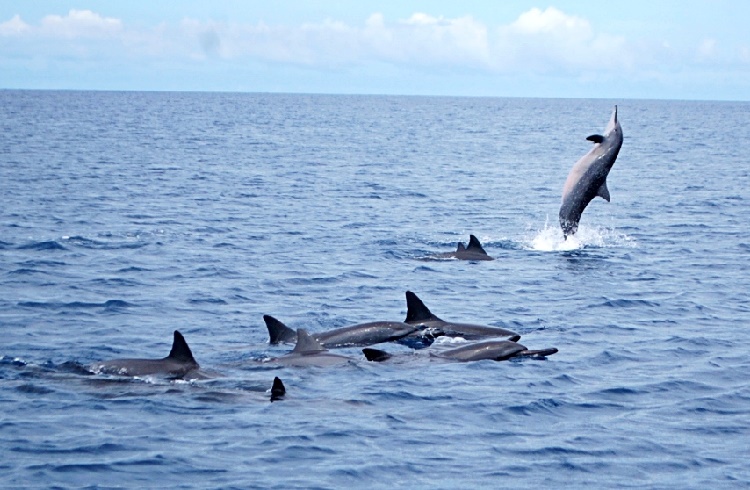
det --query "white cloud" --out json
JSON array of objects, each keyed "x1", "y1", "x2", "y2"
[
  {"x1": 2, "y1": 7, "x2": 748, "y2": 89},
  {"x1": 696, "y1": 38, "x2": 718, "y2": 61},
  {"x1": 172, "y1": 12, "x2": 490, "y2": 68},
  {"x1": 395, "y1": 13, "x2": 490, "y2": 66},
  {"x1": 493, "y1": 7, "x2": 629, "y2": 73},
  {"x1": 510, "y1": 7, "x2": 590, "y2": 36},
  {"x1": 167, "y1": 8, "x2": 630, "y2": 74},
  {"x1": 0, "y1": 14, "x2": 30, "y2": 36},
  {"x1": 39, "y1": 9, "x2": 122, "y2": 39}
]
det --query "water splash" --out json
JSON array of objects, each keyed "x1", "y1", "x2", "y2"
[
  {"x1": 524, "y1": 219, "x2": 636, "y2": 252},
  {"x1": 433, "y1": 336, "x2": 470, "y2": 345}
]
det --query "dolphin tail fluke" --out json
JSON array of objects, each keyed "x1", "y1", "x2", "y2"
[
  {"x1": 363, "y1": 348, "x2": 392, "y2": 362},
  {"x1": 270, "y1": 376, "x2": 285, "y2": 401},
  {"x1": 518, "y1": 348, "x2": 558, "y2": 359},
  {"x1": 405, "y1": 291, "x2": 441, "y2": 323},
  {"x1": 264, "y1": 315, "x2": 297, "y2": 344},
  {"x1": 168, "y1": 330, "x2": 196, "y2": 362}
]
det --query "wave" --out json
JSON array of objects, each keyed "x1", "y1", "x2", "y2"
[
  {"x1": 17, "y1": 299, "x2": 133, "y2": 310},
  {"x1": 17, "y1": 241, "x2": 66, "y2": 251},
  {"x1": 62, "y1": 235, "x2": 147, "y2": 250}
]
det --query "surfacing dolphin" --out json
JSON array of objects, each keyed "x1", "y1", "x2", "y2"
[
  {"x1": 364, "y1": 340, "x2": 557, "y2": 363},
  {"x1": 273, "y1": 328, "x2": 353, "y2": 367},
  {"x1": 91, "y1": 330, "x2": 200, "y2": 378},
  {"x1": 270, "y1": 377, "x2": 285, "y2": 401},
  {"x1": 426, "y1": 235, "x2": 494, "y2": 261},
  {"x1": 263, "y1": 314, "x2": 419, "y2": 348},
  {"x1": 430, "y1": 340, "x2": 557, "y2": 362},
  {"x1": 559, "y1": 106, "x2": 624, "y2": 239},
  {"x1": 400, "y1": 291, "x2": 520, "y2": 345}
]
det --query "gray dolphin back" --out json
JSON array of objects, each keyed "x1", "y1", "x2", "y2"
[
  {"x1": 452, "y1": 235, "x2": 493, "y2": 261},
  {"x1": 93, "y1": 330, "x2": 199, "y2": 377}
]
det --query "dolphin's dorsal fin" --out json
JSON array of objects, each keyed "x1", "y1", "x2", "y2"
[
  {"x1": 292, "y1": 329, "x2": 326, "y2": 354},
  {"x1": 466, "y1": 235, "x2": 488, "y2": 255},
  {"x1": 586, "y1": 134, "x2": 604, "y2": 144},
  {"x1": 271, "y1": 376, "x2": 285, "y2": 401},
  {"x1": 168, "y1": 330, "x2": 196, "y2": 362},
  {"x1": 597, "y1": 181, "x2": 611, "y2": 202},
  {"x1": 405, "y1": 291, "x2": 442, "y2": 322},
  {"x1": 363, "y1": 348, "x2": 392, "y2": 362},
  {"x1": 264, "y1": 315, "x2": 297, "y2": 344},
  {"x1": 456, "y1": 243, "x2": 466, "y2": 252}
]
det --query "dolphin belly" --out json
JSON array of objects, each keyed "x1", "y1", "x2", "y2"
[
  {"x1": 435, "y1": 340, "x2": 527, "y2": 362},
  {"x1": 436, "y1": 340, "x2": 558, "y2": 362},
  {"x1": 559, "y1": 106, "x2": 623, "y2": 238},
  {"x1": 559, "y1": 170, "x2": 606, "y2": 237}
]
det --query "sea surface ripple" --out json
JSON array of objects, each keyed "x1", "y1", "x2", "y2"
[{"x1": 1, "y1": 91, "x2": 749, "y2": 488}]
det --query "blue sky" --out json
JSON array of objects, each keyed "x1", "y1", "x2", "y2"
[{"x1": 1, "y1": 1, "x2": 749, "y2": 100}]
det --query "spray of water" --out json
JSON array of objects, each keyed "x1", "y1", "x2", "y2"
[{"x1": 523, "y1": 217, "x2": 636, "y2": 252}]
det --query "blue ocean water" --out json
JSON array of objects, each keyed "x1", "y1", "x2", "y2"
[{"x1": 1, "y1": 90, "x2": 749, "y2": 488}]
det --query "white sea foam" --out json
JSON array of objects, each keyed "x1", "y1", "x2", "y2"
[
  {"x1": 433, "y1": 336, "x2": 469, "y2": 345},
  {"x1": 524, "y1": 220, "x2": 636, "y2": 252}
]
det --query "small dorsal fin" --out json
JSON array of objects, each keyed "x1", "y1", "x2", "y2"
[
  {"x1": 264, "y1": 314, "x2": 297, "y2": 344},
  {"x1": 456, "y1": 242, "x2": 466, "y2": 252},
  {"x1": 362, "y1": 348, "x2": 392, "y2": 362},
  {"x1": 270, "y1": 376, "x2": 285, "y2": 401},
  {"x1": 597, "y1": 181, "x2": 611, "y2": 202},
  {"x1": 405, "y1": 291, "x2": 442, "y2": 323},
  {"x1": 292, "y1": 328, "x2": 326, "y2": 354},
  {"x1": 466, "y1": 235, "x2": 488, "y2": 255},
  {"x1": 586, "y1": 134, "x2": 604, "y2": 144},
  {"x1": 168, "y1": 330, "x2": 195, "y2": 362}
]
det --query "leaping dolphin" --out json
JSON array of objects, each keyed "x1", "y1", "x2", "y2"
[
  {"x1": 426, "y1": 235, "x2": 494, "y2": 261},
  {"x1": 91, "y1": 330, "x2": 200, "y2": 378},
  {"x1": 263, "y1": 314, "x2": 419, "y2": 348},
  {"x1": 400, "y1": 291, "x2": 520, "y2": 345},
  {"x1": 559, "y1": 106, "x2": 624, "y2": 239}
]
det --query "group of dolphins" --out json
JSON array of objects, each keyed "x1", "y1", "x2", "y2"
[
  {"x1": 89, "y1": 107, "x2": 624, "y2": 401},
  {"x1": 89, "y1": 291, "x2": 559, "y2": 400}
]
